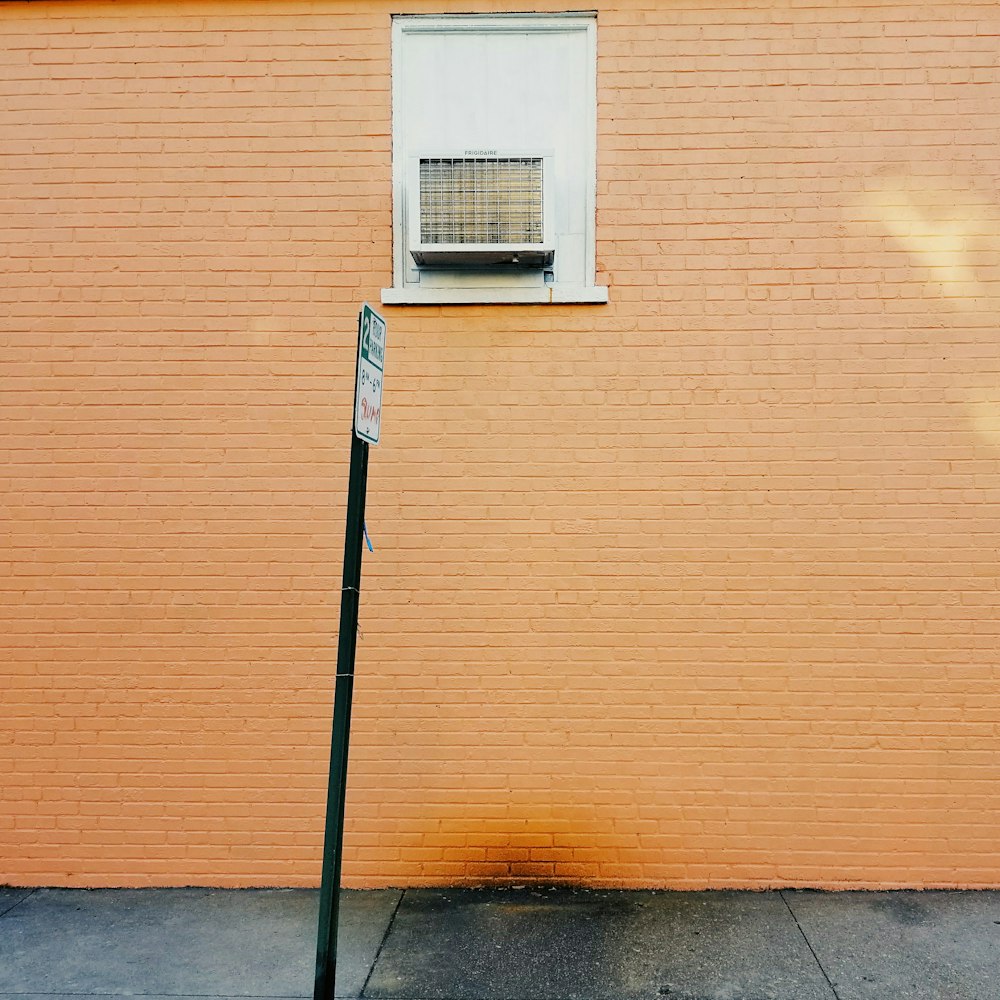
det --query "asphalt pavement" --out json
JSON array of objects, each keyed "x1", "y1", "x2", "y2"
[{"x1": 1, "y1": 885, "x2": 998, "y2": 1000}]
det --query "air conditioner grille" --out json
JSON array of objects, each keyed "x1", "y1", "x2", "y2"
[{"x1": 419, "y1": 157, "x2": 544, "y2": 246}]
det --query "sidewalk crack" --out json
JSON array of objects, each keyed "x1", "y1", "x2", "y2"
[
  {"x1": 780, "y1": 890, "x2": 841, "y2": 1000},
  {"x1": 0, "y1": 994, "x2": 307, "y2": 999},
  {"x1": 357, "y1": 889, "x2": 404, "y2": 999},
  {"x1": 0, "y1": 888, "x2": 37, "y2": 919}
]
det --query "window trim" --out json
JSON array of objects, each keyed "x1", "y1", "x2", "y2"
[{"x1": 382, "y1": 12, "x2": 608, "y2": 306}]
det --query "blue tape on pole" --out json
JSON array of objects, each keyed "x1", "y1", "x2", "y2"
[{"x1": 363, "y1": 521, "x2": 373, "y2": 553}]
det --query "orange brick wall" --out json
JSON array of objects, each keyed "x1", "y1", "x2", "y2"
[{"x1": 3, "y1": 0, "x2": 1000, "y2": 889}]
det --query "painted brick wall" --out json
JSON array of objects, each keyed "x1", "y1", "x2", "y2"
[{"x1": 2, "y1": 0, "x2": 999, "y2": 889}]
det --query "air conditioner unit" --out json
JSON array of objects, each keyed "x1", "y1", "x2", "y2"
[{"x1": 408, "y1": 153, "x2": 555, "y2": 268}]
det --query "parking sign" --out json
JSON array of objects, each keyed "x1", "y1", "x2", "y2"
[{"x1": 354, "y1": 303, "x2": 386, "y2": 445}]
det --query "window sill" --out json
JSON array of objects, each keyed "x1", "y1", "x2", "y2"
[{"x1": 380, "y1": 285, "x2": 609, "y2": 306}]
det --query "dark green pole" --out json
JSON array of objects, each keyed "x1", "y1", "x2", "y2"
[{"x1": 314, "y1": 428, "x2": 369, "y2": 1000}]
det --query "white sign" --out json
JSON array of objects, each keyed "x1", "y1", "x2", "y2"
[{"x1": 354, "y1": 303, "x2": 386, "y2": 445}]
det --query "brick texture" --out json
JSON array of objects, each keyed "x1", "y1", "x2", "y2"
[{"x1": 2, "y1": 0, "x2": 999, "y2": 889}]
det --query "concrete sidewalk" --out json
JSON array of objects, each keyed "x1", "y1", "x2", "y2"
[{"x1": 1, "y1": 886, "x2": 998, "y2": 1000}]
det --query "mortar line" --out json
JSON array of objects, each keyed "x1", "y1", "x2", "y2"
[
  {"x1": 780, "y1": 889, "x2": 842, "y2": 1000},
  {"x1": 358, "y1": 888, "x2": 405, "y2": 999},
  {"x1": 0, "y1": 888, "x2": 37, "y2": 919}
]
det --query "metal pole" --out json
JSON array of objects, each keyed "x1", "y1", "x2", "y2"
[{"x1": 314, "y1": 430, "x2": 369, "y2": 1000}]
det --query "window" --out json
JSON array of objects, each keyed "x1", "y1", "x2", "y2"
[{"x1": 382, "y1": 13, "x2": 607, "y2": 306}]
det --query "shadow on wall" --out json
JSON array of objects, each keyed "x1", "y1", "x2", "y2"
[{"x1": 390, "y1": 793, "x2": 684, "y2": 887}]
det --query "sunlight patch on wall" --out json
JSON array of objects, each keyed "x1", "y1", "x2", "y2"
[
  {"x1": 858, "y1": 172, "x2": 1000, "y2": 448},
  {"x1": 965, "y1": 396, "x2": 1000, "y2": 448},
  {"x1": 861, "y1": 175, "x2": 999, "y2": 308}
]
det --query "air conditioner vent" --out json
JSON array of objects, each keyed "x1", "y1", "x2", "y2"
[
  {"x1": 409, "y1": 153, "x2": 555, "y2": 268},
  {"x1": 420, "y1": 157, "x2": 543, "y2": 246}
]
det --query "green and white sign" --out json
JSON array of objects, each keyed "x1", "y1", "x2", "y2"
[{"x1": 354, "y1": 303, "x2": 386, "y2": 445}]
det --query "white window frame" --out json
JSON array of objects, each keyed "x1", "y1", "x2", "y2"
[{"x1": 381, "y1": 13, "x2": 607, "y2": 306}]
